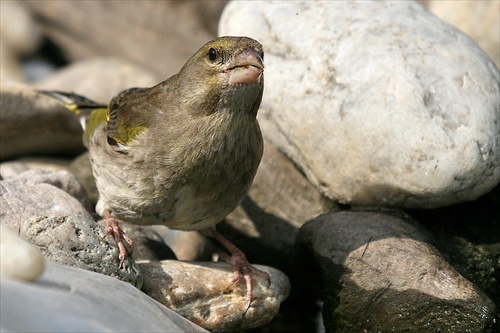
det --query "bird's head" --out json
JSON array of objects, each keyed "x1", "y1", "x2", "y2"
[{"x1": 178, "y1": 36, "x2": 264, "y2": 117}]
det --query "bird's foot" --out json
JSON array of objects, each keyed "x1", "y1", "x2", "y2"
[
  {"x1": 210, "y1": 228, "x2": 271, "y2": 314},
  {"x1": 218, "y1": 250, "x2": 271, "y2": 314},
  {"x1": 102, "y1": 209, "x2": 134, "y2": 269}
]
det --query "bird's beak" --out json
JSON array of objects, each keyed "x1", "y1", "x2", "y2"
[{"x1": 226, "y1": 48, "x2": 264, "y2": 85}]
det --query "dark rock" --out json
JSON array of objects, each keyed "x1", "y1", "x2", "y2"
[
  {"x1": 408, "y1": 183, "x2": 500, "y2": 308},
  {"x1": 297, "y1": 208, "x2": 498, "y2": 333}
]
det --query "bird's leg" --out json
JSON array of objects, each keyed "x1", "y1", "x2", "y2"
[
  {"x1": 209, "y1": 227, "x2": 271, "y2": 314},
  {"x1": 102, "y1": 209, "x2": 134, "y2": 269}
]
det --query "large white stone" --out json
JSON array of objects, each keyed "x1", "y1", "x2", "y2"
[
  {"x1": 0, "y1": 226, "x2": 44, "y2": 282},
  {"x1": 220, "y1": 1, "x2": 500, "y2": 208}
]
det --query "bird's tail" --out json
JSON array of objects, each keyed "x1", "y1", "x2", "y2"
[{"x1": 39, "y1": 90, "x2": 108, "y2": 146}]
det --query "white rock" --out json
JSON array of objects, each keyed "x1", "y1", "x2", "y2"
[
  {"x1": 0, "y1": 226, "x2": 44, "y2": 282},
  {"x1": 220, "y1": 1, "x2": 500, "y2": 208}
]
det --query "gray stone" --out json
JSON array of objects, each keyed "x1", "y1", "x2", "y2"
[
  {"x1": 0, "y1": 169, "x2": 91, "y2": 232},
  {"x1": 220, "y1": 0, "x2": 500, "y2": 209},
  {"x1": 297, "y1": 209, "x2": 498, "y2": 332},
  {"x1": 0, "y1": 262, "x2": 208, "y2": 332},
  {"x1": 22, "y1": 215, "x2": 142, "y2": 288},
  {"x1": 0, "y1": 157, "x2": 71, "y2": 180},
  {"x1": 0, "y1": 82, "x2": 84, "y2": 159},
  {"x1": 0, "y1": 169, "x2": 141, "y2": 286},
  {"x1": 139, "y1": 260, "x2": 290, "y2": 332},
  {"x1": 0, "y1": 2, "x2": 41, "y2": 56}
]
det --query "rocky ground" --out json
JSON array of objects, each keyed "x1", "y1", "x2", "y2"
[{"x1": 1, "y1": 1, "x2": 499, "y2": 332}]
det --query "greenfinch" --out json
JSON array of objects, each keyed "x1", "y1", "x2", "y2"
[{"x1": 41, "y1": 36, "x2": 268, "y2": 312}]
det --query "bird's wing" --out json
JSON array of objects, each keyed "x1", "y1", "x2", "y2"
[{"x1": 105, "y1": 87, "x2": 153, "y2": 148}]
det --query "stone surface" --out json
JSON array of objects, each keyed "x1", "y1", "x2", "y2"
[
  {"x1": 0, "y1": 169, "x2": 142, "y2": 286},
  {"x1": 139, "y1": 260, "x2": 290, "y2": 332},
  {"x1": 0, "y1": 81, "x2": 84, "y2": 159},
  {"x1": 0, "y1": 157, "x2": 71, "y2": 180},
  {"x1": 0, "y1": 225, "x2": 45, "y2": 282},
  {"x1": 426, "y1": 0, "x2": 500, "y2": 68},
  {"x1": 297, "y1": 209, "x2": 498, "y2": 332},
  {"x1": 409, "y1": 182, "x2": 500, "y2": 307},
  {"x1": 0, "y1": 169, "x2": 91, "y2": 232},
  {"x1": 24, "y1": 1, "x2": 226, "y2": 78},
  {"x1": 22, "y1": 215, "x2": 142, "y2": 288},
  {"x1": 35, "y1": 57, "x2": 160, "y2": 103},
  {"x1": 220, "y1": 0, "x2": 500, "y2": 209},
  {"x1": 0, "y1": 262, "x2": 208, "y2": 333}
]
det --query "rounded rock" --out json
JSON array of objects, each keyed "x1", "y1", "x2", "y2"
[
  {"x1": 220, "y1": 1, "x2": 500, "y2": 208},
  {"x1": 0, "y1": 226, "x2": 44, "y2": 282}
]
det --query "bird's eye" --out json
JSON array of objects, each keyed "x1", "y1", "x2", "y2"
[{"x1": 208, "y1": 48, "x2": 217, "y2": 62}]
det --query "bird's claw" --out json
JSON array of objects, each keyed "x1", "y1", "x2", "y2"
[
  {"x1": 218, "y1": 251, "x2": 271, "y2": 315},
  {"x1": 102, "y1": 210, "x2": 134, "y2": 269}
]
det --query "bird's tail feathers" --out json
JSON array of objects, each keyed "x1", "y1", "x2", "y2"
[{"x1": 39, "y1": 90, "x2": 107, "y2": 132}]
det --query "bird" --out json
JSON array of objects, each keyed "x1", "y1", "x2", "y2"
[{"x1": 40, "y1": 36, "x2": 269, "y2": 312}]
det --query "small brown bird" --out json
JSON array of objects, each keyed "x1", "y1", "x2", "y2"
[{"x1": 41, "y1": 36, "x2": 269, "y2": 312}]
